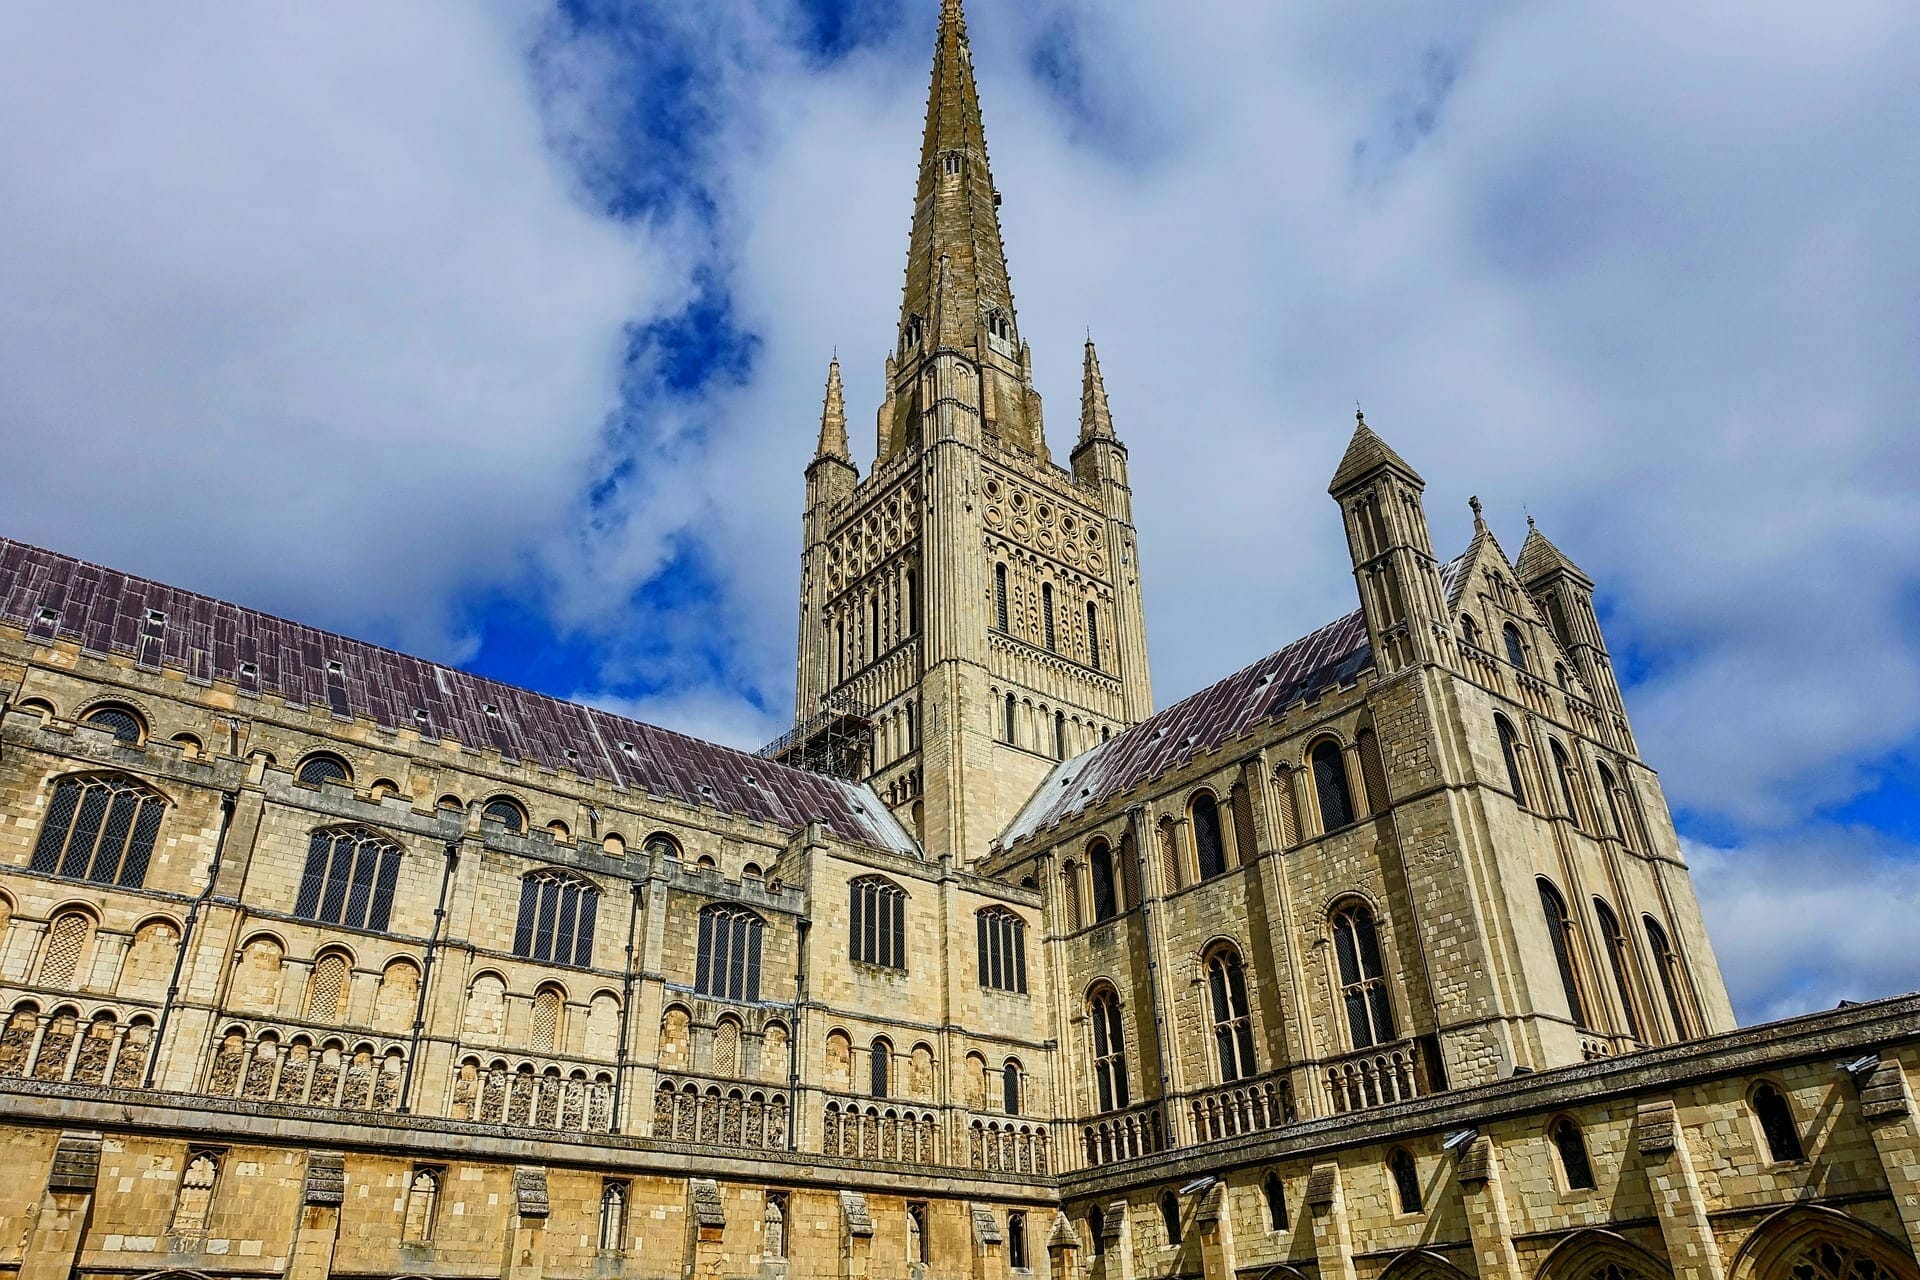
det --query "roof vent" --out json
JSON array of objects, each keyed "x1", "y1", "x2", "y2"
[
  {"x1": 326, "y1": 660, "x2": 344, "y2": 675},
  {"x1": 1151, "y1": 727, "x2": 1167, "y2": 740},
  {"x1": 146, "y1": 609, "x2": 167, "y2": 625},
  {"x1": 483, "y1": 704, "x2": 500, "y2": 719},
  {"x1": 563, "y1": 748, "x2": 580, "y2": 761},
  {"x1": 239, "y1": 661, "x2": 259, "y2": 679},
  {"x1": 413, "y1": 708, "x2": 430, "y2": 723},
  {"x1": 620, "y1": 742, "x2": 637, "y2": 757},
  {"x1": 35, "y1": 607, "x2": 58, "y2": 624}
]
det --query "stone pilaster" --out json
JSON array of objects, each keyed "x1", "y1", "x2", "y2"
[
  {"x1": 840, "y1": 1191, "x2": 874, "y2": 1280},
  {"x1": 970, "y1": 1205, "x2": 1007, "y2": 1280},
  {"x1": 1303, "y1": 1163, "x2": 1356, "y2": 1280},
  {"x1": 287, "y1": 1151, "x2": 345, "y2": 1280},
  {"x1": 1193, "y1": 1181, "x2": 1238, "y2": 1280},
  {"x1": 18, "y1": 1131, "x2": 101, "y2": 1280},
  {"x1": 1454, "y1": 1137, "x2": 1522, "y2": 1280},
  {"x1": 506, "y1": 1166, "x2": 549, "y2": 1280},
  {"x1": 1636, "y1": 1100, "x2": 1724, "y2": 1280},
  {"x1": 1857, "y1": 1057, "x2": 1920, "y2": 1256}
]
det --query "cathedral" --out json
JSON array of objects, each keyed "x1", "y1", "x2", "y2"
[{"x1": 1, "y1": 4, "x2": 1918, "y2": 1280}]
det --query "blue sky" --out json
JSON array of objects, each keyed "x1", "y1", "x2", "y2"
[{"x1": 2, "y1": 1, "x2": 1917, "y2": 1023}]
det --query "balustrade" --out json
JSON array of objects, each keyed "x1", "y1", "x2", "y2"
[
  {"x1": 1081, "y1": 1100, "x2": 1166, "y2": 1167},
  {"x1": 1324, "y1": 1040, "x2": 1427, "y2": 1114},
  {"x1": 1187, "y1": 1073, "x2": 1295, "y2": 1144},
  {"x1": 652, "y1": 1075, "x2": 788, "y2": 1149},
  {"x1": 966, "y1": 1116, "x2": 1050, "y2": 1174},
  {"x1": 821, "y1": 1097, "x2": 938, "y2": 1163}
]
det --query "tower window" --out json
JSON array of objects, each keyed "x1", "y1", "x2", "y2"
[
  {"x1": 296, "y1": 753, "x2": 352, "y2": 786},
  {"x1": 404, "y1": 1167, "x2": 441, "y2": 1242},
  {"x1": 1003, "y1": 1059, "x2": 1022, "y2": 1114},
  {"x1": 1644, "y1": 916, "x2": 1696, "y2": 1040},
  {"x1": 1331, "y1": 901, "x2": 1395, "y2": 1048},
  {"x1": 1503, "y1": 623, "x2": 1528, "y2": 671},
  {"x1": 1539, "y1": 879, "x2": 1591, "y2": 1029},
  {"x1": 995, "y1": 563, "x2": 1009, "y2": 632},
  {"x1": 81, "y1": 703, "x2": 144, "y2": 744},
  {"x1": 1159, "y1": 1190, "x2": 1182, "y2": 1246},
  {"x1": 1089, "y1": 839, "x2": 1118, "y2": 921},
  {"x1": 1192, "y1": 793, "x2": 1227, "y2": 879},
  {"x1": 1593, "y1": 897, "x2": 1645, "y2": 1042},
  {"x1": 1087, "y1": 601, "x2": 1101, "y2": 669},
  {"x1": 1042, "y1": 583, "x2": 1056, "y2": 650},
  {"x1": 1088, "y1": 985, "x2": 1129, "y2": 1112},
  {"x1": 1495, "y1": 716, "x2": 1529, "y2": 807},
  {"x1": 483, "y1": 797, "x2": 527, "y2": 833},
  {"x1": 1262, "y1": 1172, "x2": 1287, "y2": 1231},
  {"x1": 943, "y1": 151, "x2": 963, "y2": 176},
  {"x1": 987, "y1": 310, "x2": 1013, "y2": 342},
  {"x1": 1055, "y1": 710, "x2": 1067, "y2": 759},
  {"x1": 1004, "y1": 692, "x2": 1017, "y2": 744},
  {"x1": 1007, "y1": 1211, "x2": 1028, "y2": 1270},
  {"x1": 1311, "y1": 740, "x2": 1355, "y2": 832},
  {"x1": 870, "y1": 1037, "x2": 891, "y2": 1097},
  {"x1": 1206, "y1": 946, "x2": 1257, "y2": 1083}
]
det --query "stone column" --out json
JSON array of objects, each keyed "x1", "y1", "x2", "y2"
[
  {"x1": 287, "y1": 1152, "x2": 345, "y2": 1280},
  {"x1": 1303, "y1": 1163, "x2": 1357, "y2": 1280},
  {"x1": 1453, "y1": 1137, "x2": 1522, "y2": 1280},
  {"x1": 18, "y1": 1132, "x2": 101, "y2": 1280},
  {"x1": 505, "y1": 1167, "x2": 550, "y2": 1280},
  {"x1": 1858, "y1": 1057, "x2": 1920, "y2": 1256},
  {"x1": 1636, "y1": 1101, "x2": 1724, "y2": 1280}
]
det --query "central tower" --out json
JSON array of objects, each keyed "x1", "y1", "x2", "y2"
[{"x1": 790, "y1": 0, "x2": 1153, "y2": 862}]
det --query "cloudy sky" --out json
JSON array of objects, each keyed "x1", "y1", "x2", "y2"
[{"x1": 2, "y1": 0, "x2": 1916, "y2": 1023}]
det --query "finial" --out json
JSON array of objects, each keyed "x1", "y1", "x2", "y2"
[
  {"x1": 1527, "y1": 511, "x2": 1536, "y2": 530},
  {"x1": 1355, "y1": 401, "x2": 1365, "y2": 425},
  {"x1": 1469, "y1": 496, "x2": 1486, "y2": 533}
]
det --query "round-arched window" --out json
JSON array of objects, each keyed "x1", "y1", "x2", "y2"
[
  {"x1": 82, "y1": 704, "x2": 144, "y2": 744},
  {"x1": 483, "y1": 797, "x2": 526, "y2": 833},
  {"x1": 296, "y1": 753, "x2": 352, "y2": 786}
]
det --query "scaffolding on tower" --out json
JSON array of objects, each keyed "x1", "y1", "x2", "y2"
[{"x1": 756, "y1": 691, "x2": 874, "y2": 783}]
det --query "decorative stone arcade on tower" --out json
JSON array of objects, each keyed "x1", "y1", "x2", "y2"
[{"x1": 788, "y1": 0, "x2": 1153, "y2": 863}]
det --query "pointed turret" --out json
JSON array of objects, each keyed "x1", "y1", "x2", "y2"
[
  {"x1": 1515, "y1": 515, "x2": 1634, "y2": 750},
  {"x1": 1079, "y1": 339, "x2": 1115, "y2": 443},
  {"x1": 1329, "y1": 408, "x2": 1422, "y2": 496},
  {"x1": 1328, "y1": 409, "x2": 1448, "y2": 677},
  {"x1": 815, "y1": 357, "x2": 850, "y2": 461}
]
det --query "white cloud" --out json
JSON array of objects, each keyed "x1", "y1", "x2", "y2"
[{"x1": 0, "y1": 3, "x2": 691, "y2": 656}]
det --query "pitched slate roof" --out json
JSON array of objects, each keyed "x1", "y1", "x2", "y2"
[
  {"x1": 1515, "y1": 523, "x2": 1590, "y2": 587},
  {"x1": 998, "y1": 556, "x2": 1471, "y2": 851},
  {"x1": 998, "y1": 610, "x2": 1373, "y2": 849},
  {"x1": 0, "y1": 537, "x2": 916, "y2": 856},
  {"x1": 1328, "y1": 416, "x2": 1422, "y2": 494}
]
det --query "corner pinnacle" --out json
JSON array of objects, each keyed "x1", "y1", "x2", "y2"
[{"x1": 816, "y1": 357, "x2": 849, "y2": 461}]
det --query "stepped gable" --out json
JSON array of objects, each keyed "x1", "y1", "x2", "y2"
[
  {"x1": 999, "y1": 609, "x2": 1371, "y2": 848},
  {"x1": 0, "y1": 537, "x2": 915, "y2": 855}
]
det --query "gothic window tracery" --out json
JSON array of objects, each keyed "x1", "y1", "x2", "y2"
[
  {"x1": 696, "y1": 904, "x2": 765, "y2": 1001},
  {"x1": 513, "y1": 870, "x2": 599, "y2": 968},
  {"x1": 1331, "y1": 901, "x2": 1395, "y2": 1049},
  {"x1": 30, "y1": 773, "x2": 166, "y2": 889},
  {"x1": 976, "y1": 907, "x2": 1027, "y2": 993},
  {"x1": 1539, "y1": 879, "x2": 1591, "y2": 1029},
  {"x1": 1191, "y1": 793, "x2": 1227, "y2": 879},
  {"x1": 295, "y1": 827, "x2": 402, "y2": 932},
  {"x1": 850, "y1": 876, "x2": 907, "y2": 969},
  {"x1": 1088, "y1": 984, "x2": 1129, "y2": 1113},
  {"x1": 1311, "y1": 740, "x2": 1355, "y2": 833},
  {"x1": 1206, "y1": 945, "x2": 1257, "y2": 1083}
]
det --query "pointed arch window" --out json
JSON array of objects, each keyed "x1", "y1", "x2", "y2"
[
  {"x1": 1206, "y1": 946, "x2": 1257, "y2": 1083},
  {"x1": 170, "y1": 1149, "x2": 220, "y2": 1242},
  {"x1": 976, "y1": 907, "x2": 1028, "y2": 994},
  {"x1": 403, "y1": 1167, "x2": 440, "y2": 1242},
  {"x1": 296, "y1": 827, "x2": 403, "y2": 932},
  {"x1": 1503, "y1": 623, "x2": 1528, "y2": 671},
  {"x1": 1551, "y1": 742, "x2": 1586, "y2": 827},
  {"x1": 1538, "y1": 879, "x2": 1591, "y2": 1028},
  {"x1": 1644, "y1": 916, "x2": 1696, "y2": 1040},
  {"x1": 1495, "y1": 716, "x2": 1529, "y2": 807},
  {"x1": 695, "y1": 904, "x2": 765, "y2": 1001},
  {"x1": 870, "y1": 1037, "x2": 891, "y2": 1098},
  {"x1": 1459, "y1": 614, "x2": 1480, "y2": 648},
  {"x1": 1191, "y1": 793, "x2": 1227, "y2": 879},
  {"x1": 1551, "y1": 1117, "x2": 1595, "y2": 1191},
  {"x1": 1159, "y1": 1190, "x2": 1183, "y2": 1246},
  {"x1": 1592, "y1": 898, "x2": 1645, "y2": 1042},
  {"x1": 1156, "y1": 817, "x2": 1182, "y2": 892},
  {"x1": 599, "y1": 1180, "x2": 630, "y2": 1251},
  {"x1": 1331, "y1": 901, "x2": 1395, "y2": 1049},
  {"x1": 1388, "y1": 1148, "x2": 1422, "y2": 1214},
  {"x1": 1597, "y1": 762, "x2": 1632, "y2": 844},
  {"x1": 1262, "y1": 1172, "x2": 1288, "y2": 1231},
  {"x1": 1089, "y1": 839, "x2": 1119, "y2": 921},
  {"x1": 1060, "y1": 862, "x2": 1083, "y2": 931},
  {"x1": 1356, "y1": 728, "x2": 1389, "y2": 814},
  {"x1": 1752, "y1": 1082, "x2": 1805, "y2": 1163},
  {"x1": 850, "y1": 876, "x2": 907, "y2": 969},
  {"x1": 1087, "y1": 602, "x2": 1101, "y2": 669},
  {"x1": 1311, "y1": 740, "x2": 1355, "y2": 832},
  {"x1": 1042, "y1": 583, "x2": 1057, "y2": 651},
  {"x1": 994, "y1": 564, "x2": 1010, "y2": 633},
  {"x1": 1088, "y1": 985, "x2": 1129, "y2": 1113},
  {"x1": 513, "y1": 869, "x2": 599, "y2": 967}
]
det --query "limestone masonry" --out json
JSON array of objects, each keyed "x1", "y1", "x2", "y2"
[{"x1": 2, "y1": 3, "x2": 1917, "y2": 1280}]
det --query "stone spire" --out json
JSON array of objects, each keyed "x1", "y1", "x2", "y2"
[
  {"x1": 815, "y1": 357, "x2": 849, "y2": 461},
  {"x1": 899, "y1": 0, "x2": 1016, "y2": 358},
  {"x1": 1080, "y1": 339, "x2": 1116, "y2": 442},
  {"x1": 1329, "y1": 407, "x2": 1423, "y2": 496},
  {"x1": 1516, "y1": 516, "x2": 1592, "y2": 588}
]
